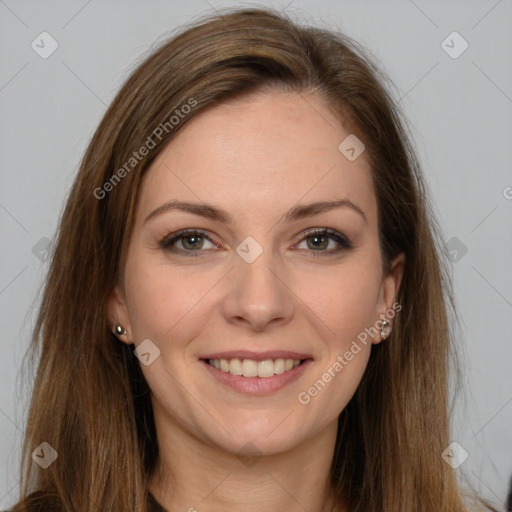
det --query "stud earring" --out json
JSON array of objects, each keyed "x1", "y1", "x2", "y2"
[
  {"x1": 114, "y1": 325, "x2": 126, "y2": 336},
  {"x1": 380, "y1": 320, "x2": 390, "y2": 340}
]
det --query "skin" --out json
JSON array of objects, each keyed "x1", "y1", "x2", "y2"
[{"x1": 107, "y1": 89, "x2": 404, "y2": 512}]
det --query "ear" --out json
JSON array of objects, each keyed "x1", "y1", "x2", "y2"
[
  {"x1": 106, "y1": 284, "x2": 133, "y2": 344},
  {"x1": 372, "y1": 252, "x2": 405, "y2": 344}
]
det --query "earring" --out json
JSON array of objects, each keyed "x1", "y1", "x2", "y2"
[
  {"x1": 380, "y1": 320, "x2": 390, "y2": 340},
  {"x1": 114, "y1": 325, "x2": 126, "y2": 336}
]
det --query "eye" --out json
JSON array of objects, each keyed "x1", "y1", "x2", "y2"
[
  {"x1": 295, "y1": 228, "x2": 352, "y2": 257},
  {"x1": 160, "y1": 227, "x2": 352, "y2": 258},
  {"x1": 160, "y1": 229, "x2": 218, "y2": 256}
]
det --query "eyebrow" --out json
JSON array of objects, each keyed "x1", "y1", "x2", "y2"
[{"x1": 144, "y1": 198, "x2": 367, "y2": 225}]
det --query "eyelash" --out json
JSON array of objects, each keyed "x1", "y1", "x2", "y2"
[{"x1": 159, "y1": 228, "x2": 352, "y2": 258}]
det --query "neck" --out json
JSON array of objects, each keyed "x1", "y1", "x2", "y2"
[{"x1": 148, "y1": 405, "x2": 345, "y2": 512}]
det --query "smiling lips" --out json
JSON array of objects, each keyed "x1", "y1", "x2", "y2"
[{"x1": 201, "y1": 354, "x2": 313, "y2": 395}]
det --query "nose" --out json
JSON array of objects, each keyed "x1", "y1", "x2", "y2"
[{"x1": 222, "y1": 244, "x2": 295, "y2": 332}]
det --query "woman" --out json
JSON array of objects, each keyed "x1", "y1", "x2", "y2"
[{"x1": 8, "y1": 6, "x2": 499, "y2": 512}]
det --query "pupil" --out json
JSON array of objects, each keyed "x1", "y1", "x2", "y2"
[
  {"x1": 309, "y1": 235, "x2": 327, "y2": 250},
  {"x1": 184, "y1": 235, "x2": 202, "y2": 249}
]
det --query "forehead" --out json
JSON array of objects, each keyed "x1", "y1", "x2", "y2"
[{"x1": 137, "y1": 90, "x2": 377, "y2": 227}]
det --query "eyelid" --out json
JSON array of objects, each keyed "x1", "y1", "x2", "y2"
[{"x1": 295, "y1": 227, "x2": 350, "y2": 244}]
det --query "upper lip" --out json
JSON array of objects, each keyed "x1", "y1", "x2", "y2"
[{"x1": 200, "y1": 350, "x2": 313, "y2": 362}]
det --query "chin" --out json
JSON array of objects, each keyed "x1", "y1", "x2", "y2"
[
  {"x1": 209, "y1": 431, "x2": 300, "y2": 459},
  {"x1": 199, "y1": 412, "x2": 314, "y2": 459}
]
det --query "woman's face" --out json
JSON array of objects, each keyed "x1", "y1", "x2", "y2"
[{"x1": 108, "y1": 89, "x2": 403, "y2": 457}]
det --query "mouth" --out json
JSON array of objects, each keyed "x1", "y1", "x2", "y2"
[{"x1": 199, "y1": 352, "x2": 313, "y2": 395}]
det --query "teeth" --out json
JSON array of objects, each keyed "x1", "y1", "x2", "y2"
[
  {"x1": 208, "y1": 358, "x2": 303, "y2": 378},
  {"x1": 257, "y1": 359, "x2": 274, "y2": 378},
  {"x1": 242, "y1": 359, "x2": 258, "y2": 377},
  {"x1": 274, "y1": 358, "x2": 285, "y2": 374},
  {"x1": 229, "y1": 358, "x2": 242, "y2": 376}
]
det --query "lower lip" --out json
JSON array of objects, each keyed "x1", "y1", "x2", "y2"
[{"x1": 200, "y1": 359, "x2": 313, "y2": 396}]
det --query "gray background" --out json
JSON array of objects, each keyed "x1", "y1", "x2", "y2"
[{"x1": 1, "y1": 0, "x2": 511, "y2": 509}]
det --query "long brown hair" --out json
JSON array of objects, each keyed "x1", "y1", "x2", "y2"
[{"x1": 10, "y1": 6, "x2": 498, "y2": 512}]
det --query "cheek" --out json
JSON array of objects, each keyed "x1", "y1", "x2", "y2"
[
  {"x1": 292, "y1": 259, "x2": 382, "y2": 346},
  {"x1": 295, "y1": 268, "x2": 378, "y2": 427},
  {"x1": 123, "y1": 252, "x2": 222, "y2": 344}
]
